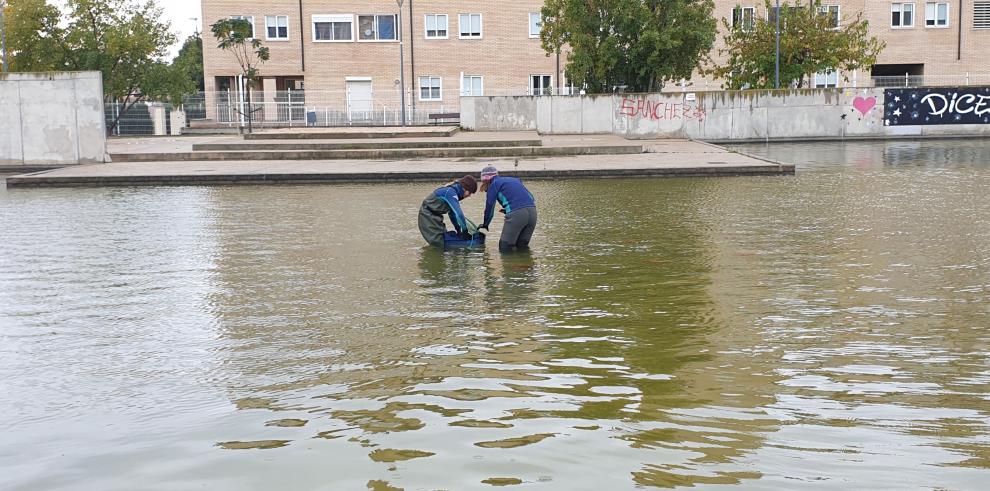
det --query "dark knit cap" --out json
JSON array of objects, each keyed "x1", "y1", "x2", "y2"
[{"x1": 459, "y1": 175, "x2": 478, "y2": 194}]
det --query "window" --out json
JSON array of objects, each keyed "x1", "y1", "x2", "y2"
[
  {"x1": 891, "y1": 3, "x2": 915, "y2": 27},
  {"x1": 814, "y1": 70, "x2": 838, "y2": 88},
  {"x1": 977, "y1": 2, "x2": 990, "y2": 28},
  {"x1": 529, "y1": 13, "x2": 542, "y2": 37},
  {"x1": 461, "y1": 75, "x2": 483, "y2": 96},
  {"x1": 358, "y1": 14, "x2": 397, "y2": 41},
  {"x1": 425, "y1": 14, "x2": 448, "y2": 38},
  {"x1": 459, "y1": 13, "x2": 482, "y2": 38},
  {"x1": 230, "y1": 15, "x2": 255, "y2": 38},
  {"x1": 313, "y1": 15, "x2": 353, "y2": 41},
  {"x1": 419, "y1": 76, "x2": 442, "y2": 101},
  {"x1": 265, "y1": 15, "x2": 289, "y2": 40},
  {"x1": 818, "y1": 5, "x2": 840, "y2": 28},
  {"x1": 732, "y1": 7, "x2": 756, "y2": 31},
  {"x1": 925, "y1": 2, "x2": 949, "y2": 27},
  {"x1": 531, "y1": 75, "x2": 552, "y2": 95},
  {"x1": 768, "y1": 6, "x2": 801, "y2": 25}
]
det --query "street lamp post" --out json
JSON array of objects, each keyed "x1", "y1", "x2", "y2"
[
  {"x1": 397, "y1": 0, "x2": 406, "y2": 126},
  {"x1": 1, "y1": 0, "x2": 9, "y2": 73},
  {"x1": 774, "y1": 0, "x2": 780, "y2": 89}
]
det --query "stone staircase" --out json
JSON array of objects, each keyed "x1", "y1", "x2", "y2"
[{"x1": 108, "y1": 131, "x2": 644, "y2": 163}]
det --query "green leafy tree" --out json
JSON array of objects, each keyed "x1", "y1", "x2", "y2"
[
  {"x1": 2, "y1": 0, "x2": 188, "y2": 133},
  {"x1": 540, "y1": 0, "x2": 717, "y2": 93},
  {"x1": 2, "y1": 0, "x2": 63, "y2": 72},
  {"x1": 210, "y1": 18, "x2": 269, "y2": 133},
  {"x1": 62, "y1": 0, "x2": 180, "y2": 132},
  {"x1": 707, "y1": 0, "x2": 885, "y2": 89},
  {"x1": 173, "y1": 34, "x2": 204, "y2": 92}
]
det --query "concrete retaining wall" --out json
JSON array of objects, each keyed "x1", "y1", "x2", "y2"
[
  {"x1": 461, "y1": 89, "x2": 990, "y2": 141},
  {"x1": 0, "y1": 72, "x2": 106, "y2": 167}
]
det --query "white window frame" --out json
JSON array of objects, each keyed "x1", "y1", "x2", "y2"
[
  {"x1": 357, "y1": 14, "x2": 398, "y2": 42},
  {"x1": 312, "y1": 14, "x2": 354, "y2": 42},
  {"x1": 265, "y1": 15, "x2": 290, "y2": 41},
  {"x1": 230, "y1": 15, "x2": 255, "y2": 38},
  {"x1": 732, "y1": 6, "x2": 756, "y2": 31},
  {"x1": 977, "y1": 2, "x2": 990, "y2": 29},
  {"x1": 891, "y1": 3, "x2": 916, "y2": 28},
  {"x1": 925, "y1": 2, "x2": 950, "y2": 28},
  {"x1": 818, "y1": 5, "x2": 840, "y2": 29},
  {"x1": 424, "y1": 14, "x2": 448, "y2": 39},
  {"x1": 459, "y1": 13, "x2": 483, "y2": 39},
  {"x1": 419, "y1": 76, "x2": 442, "y2": 101},
  {"x1": 461, "y1": 75, "x2": 484, "y2": 96},
  {"x1": 530, "y1": 74, "x2": 552, "y2": 95},
  {"x1": 813, "y1": 70, "x2": 838, "y2": 88},
  {"x1": 529, "y1": 12, "x2": 542, "y2": 38}
]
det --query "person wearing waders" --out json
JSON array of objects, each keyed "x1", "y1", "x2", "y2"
[
  {"x1": 478, "y1": 166, "x2": 537, "y2": 252},
  {"x1": 418, "y1": 175, "x2": 478, "y2": 248}
]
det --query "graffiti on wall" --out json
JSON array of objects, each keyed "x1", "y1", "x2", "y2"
[
  {"x1": 618, "y1": 97, "x2": 707, "y2": 123},
  {"x1": 884, "y1": 87, "x2": 990, "y2": 126}
]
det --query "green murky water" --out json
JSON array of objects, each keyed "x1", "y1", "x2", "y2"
[{"x1": 2, "y1": 139, "x2": 989, "y2": 489}]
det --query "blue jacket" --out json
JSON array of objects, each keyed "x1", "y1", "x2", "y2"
[
  {"x1": 434, "y1": 183, "x2": 470, "y2": 235},
  {"x1": 482, "y1": 177, "x2": 535, "y2": 229}
]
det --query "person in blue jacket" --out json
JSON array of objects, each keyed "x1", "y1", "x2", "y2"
[
  {"x1": 418, "y1": 175, "x2": 478, "y2": 248},
  {"x1": 478, "y1": 165, "x2": 537, "y2": 252}
]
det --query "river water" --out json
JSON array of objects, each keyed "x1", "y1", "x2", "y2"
[{"x1": 1, "y1": 139, "x2": 989, "y2": 490}]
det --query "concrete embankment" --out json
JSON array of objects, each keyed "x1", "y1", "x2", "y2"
[{"x1": 5, "y1": 136, "x2": 793, "y2": 188}]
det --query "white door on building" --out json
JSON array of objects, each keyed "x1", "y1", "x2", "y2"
[{"x1": 346, "y1": 79, "x2": 373, "y2": 121}]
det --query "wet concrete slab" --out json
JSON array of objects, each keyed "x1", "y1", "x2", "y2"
[{"x1": 6, "y1": 138, "x2": 793, "y2": 188}]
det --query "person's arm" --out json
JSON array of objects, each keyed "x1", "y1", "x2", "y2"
[
  {"x1": 438, "y1": 188, "x2": 469, "y2": 235},
  {"x1": 482, "y1": 184, "x2": 498, "y2": 229}
]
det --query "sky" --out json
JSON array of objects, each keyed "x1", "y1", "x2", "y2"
[{"x1": 161, "y1": 0, "x2": 203, "y2": 58}]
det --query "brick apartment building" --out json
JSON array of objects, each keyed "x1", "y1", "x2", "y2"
[
  {"x1": 199, "y1": 0, "x2": 990, "y2": 124},
  {"x1": 695, "y1": 0, "x2": 990, "y2": 90},
  {"x1": 201, "y1": 0, "x2": 562, "y2": 124}
]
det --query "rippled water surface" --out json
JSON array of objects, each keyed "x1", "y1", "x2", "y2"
[{"x1": 2, "y1": 139, "x2": 989, "y2": 490}]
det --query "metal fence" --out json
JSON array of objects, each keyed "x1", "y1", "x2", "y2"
[
  {"x1": 105, "y1": 102, "x2": 176, "y2": 136},
  {"x1": 180, "y1": 88, "x2": 577, "y2": 127},
  {"x1": 870, "y1": 74, "x2": 990, "y2": 88}
]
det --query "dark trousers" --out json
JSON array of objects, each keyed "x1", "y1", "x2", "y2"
[{"x1": 500, "y1": 207, "x2": 537, "y2": 252}]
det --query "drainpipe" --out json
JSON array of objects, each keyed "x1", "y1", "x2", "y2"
[
  {"x1": 957, "y1": 0, "x2": 963, "y2": 61},
  {"x1": 409, "y1": 0, "x2": 416, "y2": 122},
  {"x1": 298, "y1": 0, "x2": 306, "y2": 71},
  {"x1": 1, "y1": 0, "x2": 8, "y2": 73}
]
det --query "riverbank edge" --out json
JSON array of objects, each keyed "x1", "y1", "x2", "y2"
[
  {"x1": 4, "y1": 165, "x2": 794, "y2": 188},
  {"x1": 3, "y1": 138, "x2": 796, "y2": 188}
]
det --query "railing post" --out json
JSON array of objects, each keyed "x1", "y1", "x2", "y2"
[{"x1": 905, "y1": 72, "x2": 909, "y2": 87}]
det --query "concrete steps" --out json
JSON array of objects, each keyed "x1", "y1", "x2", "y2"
[
  {"x1": 242, "y1": 128, "x2": 459, "y2": 139},
  {"x1": 109, "y1": 145, "x2": 644, "y2": 163},
  {"x1": 190, "y1": 139, "x2": 543, "y2": 151},
  {"x1": 182, "y1": 127, "x2": 242, "y2": 135}
]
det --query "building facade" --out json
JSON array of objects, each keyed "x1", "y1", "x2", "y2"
[
  {"x1": 201, "y1": 0, "x2": 563, "y2": 124},
  {"x1": 200, "y1": 0, "x2": 990, "y2": 124},
  {"x1": 693, "y1": 0, "x2": 990, "y2": 90}
]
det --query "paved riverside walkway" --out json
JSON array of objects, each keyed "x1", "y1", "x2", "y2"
[{"x1": 5, "y1": 133, "x2": 793, "y2": 188}]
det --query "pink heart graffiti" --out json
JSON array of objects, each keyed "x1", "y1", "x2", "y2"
[{"x1": 853, "y1": 96, "x2": 876, "y2": 116}]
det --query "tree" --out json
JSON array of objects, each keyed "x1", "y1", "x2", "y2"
[
  {"x1": 540, "y1": 0, "x2": 717, "y2": 93},
  {"x1": 173, "y1": 34, "x2": 204, "y2": 92},
  {"x1": 210, "y1": 18, "x2": 269, "y2": 133},
  {"x1": 3, "y1": 0, "x2": 188, "y2": 133},
  {"x1": 2, "y1": 0, "x2": 63, "y2": 72},
  {"x1": 707, "y1": 0, "x2": 885, "y2": 89}
]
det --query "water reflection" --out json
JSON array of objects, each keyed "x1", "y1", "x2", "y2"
[{"x1": 3, "y1": 139, "x2": 990, "y2": 489}]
